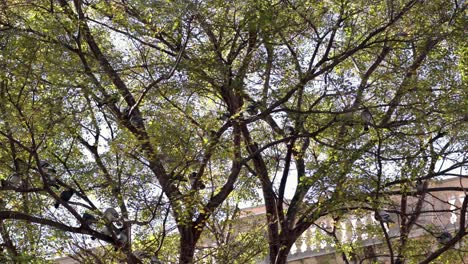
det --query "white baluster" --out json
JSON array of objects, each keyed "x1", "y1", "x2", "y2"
[
  {"x1": 310, "y1": 226, "x2": 317, "y2": 251},
  {"x1": 350, "y1": 216, "x2": 358, "y2": 242},
  {"x1": 319, "y1": 223, "x2": 327, "y2": 249},
  {"x1": 290, "y1": 240, "x2": 297, "y2": 254},
  {"x1": 449, "y1": 195, "x2": 457, "y2": 225},
  {"x1": 300, "y1": 233, "x2": 307, "y2": 253},
  {"x1": 360, "y1": 216, "x2": 369, "y2": 240},
  {"x1": 304, "y1": 228, "x2": 312, "y2": 252},
  {"x1": 340, "y1": 221, "x2": 348, "y2": 242}
]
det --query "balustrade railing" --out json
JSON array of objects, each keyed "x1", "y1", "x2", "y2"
[{"x1": 288, "y1": 194, "x2": 466, "y2": 259}]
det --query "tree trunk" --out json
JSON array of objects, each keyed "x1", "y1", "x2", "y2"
[
  {"x1": 126, "y1": 254, "x2": 139, "y2": 264},
  {"x1": 179, "y1": 227, "x2": 196, "y2": 264},
  {"x1": 272, "y1": 241, "x2": 293, "y2": 264}
]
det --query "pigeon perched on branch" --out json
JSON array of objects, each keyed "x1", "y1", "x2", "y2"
[
  {"x1": 82, "y1": 213, "x2": 98, "y2": 225},
  {"x1": 117, "y1": 228, "x2": 128, "y2": 244},
  {"x1": 284, "y1": 125, "x2": 295, "y2": 136},
  {"x1": 246, "y1": 102, "x2": 259, "y2": 115},
  {"x1": 54, "y1": 189, "x2": 74, "y2": 208},
  {"x1": 189, "y1": 172, "x2": 205, "y2": 190},
  {"x1": 375, "y1": 211, "x2": 394, "y2": 222},
  {"x1": 38, "y1": 160, "x2": 59, "y2": 189},
  {"x1": 104, "y1": 208, "x2": 121, "y2": 225},
  {"x1": 361, "y1": 108, "x2": 372, "y2": 131},
  {"x1": 2, "y1": 173, "x2": 21, "y2": 188},
  {"x1": 375, "y1": 210, "x2": 394, "y2": 228},
  {"x1": 436, "y1": 231, "x2": 452, "y2": 244}
]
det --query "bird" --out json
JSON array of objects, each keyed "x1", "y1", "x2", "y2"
[
  {"x1": 15, "y1": 158, "x2": 29, "y2": 175},
  {"x1": 360, "y1": 108, "x2": 372, "y2": 131},
  {"x1": 150, "y1": 256, "x2": 163, "y2": 264},
  {"x1": 46, "y1": 176, "x2": 60, "y2": 190},
  {"x1": 189, "y1": 172, "x2": 197, "y2": 183},
  {"x1": 43, "y1": 169, "x2": 59, "y2": 189},
  {"x1": 82, "y1": 213, "x2": 98, "y2": 225},
  {"x1": 171, "y1": 173, "x2": 187, "y2": 182},
  {"x1": 39, "y1": 160, "x2": 50, "y2": 169},
  {"x1": 92, "y1": 225, "x2": 113, "y2": 240},
  {"x1": 104, "y1": 208, "x2": 120, "y2": 223},
  {"x1": 54, "y1": 189, "x2": 74, "y2": 208},
  {"x1": 38, "y1": 161, "x2": 59, "y2": 188},
  {"x1": 189, "y1": 172, "x2": 205, "y2": 190},
  {"x1": 4, "y1": 173, "x2": 22, "y2": 188},
  {"x1": 246, "y1": 102, "x2": 259, "y2": 115},
  {"x1": 374, "y1": 211, "x2": 394, "y2": 228},
  {"x1": 114, "y1": 227, "x2": 128, "y2": 251},
  {"x1": 38, "y1": 160, "x2": 54, "y2": 175},
  {"x1": 219, "y1": 112, "x2": 231, "y2": 121},
  {"x1": 436, "y1": 231, "x2": 452, "y2": 244},
  {"x1": 117, "y1": 228, "x2": 128, "y2": 244},
  {"x1": 122, "y1": 106, "x2": 144, "y2": 127},
  {"x1": 42, "y1": 166, "x2": 57, "y2": 177},
  {"x1": 284, "y1": 125, "x2": 295, "y2": 136},
  {"x1": 101, "y1": 225, "x2": 113, "y2": 236},
  {"x1": 133, "y1": 251, "x2": 149, "y2": 260},
  {"x1": 416, "y1": 180, "x2": 426, "y2": 193}
]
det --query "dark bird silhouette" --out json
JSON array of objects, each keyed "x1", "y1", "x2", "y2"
[
  {"x1": 246, "y1": 102, "x2": 259, "y2": 115},
  {"x1": 82, "y1": 213, "x2": 98, "y2": 225},
  {"x1": 436, "y1": 231, "x2": 452, "y2": 244},
  {"x1": 189, "y1": 172, "x2": 205, "y2": 190},
  {"x1": 219, "y1": 112, "x2": 231, "y2": 121},
  {"x1": 54, "y1": 189, "x2": 74, "y2": 208},
  {"x1": 361, "y1": 108, "x2": 372, "y2": 131}
]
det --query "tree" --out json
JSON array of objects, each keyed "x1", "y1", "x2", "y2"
[
  {"x1": 0, "y1": 0, "x2": 256, "y2": 263},
  {"x1": 0, "y1": 0, "x2": 466, "y2": 264},
  {"x1": 232, "y1": 0, "x2": 467, "y2": 263}
]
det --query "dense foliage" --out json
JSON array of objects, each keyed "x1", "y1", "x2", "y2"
[{"x1": 0, "y1": 0, "x2": 466, "y2": 263}]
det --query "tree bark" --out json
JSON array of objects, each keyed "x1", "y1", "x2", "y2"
[
  {"x1": 179, "y1": 227, "x2": 196, "y2": 264},
  {"x1": 274, "y1": 243, "x2": 293, "y2": 264}
]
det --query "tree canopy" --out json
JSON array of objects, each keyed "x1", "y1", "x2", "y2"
[{"x1": 0, "y1": 0, "x2": 466, "y2": 263}]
